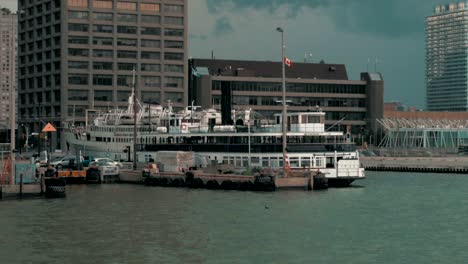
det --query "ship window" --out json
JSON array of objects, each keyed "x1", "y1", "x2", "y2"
[
  {"x1": 290, "y1": 158, "x2": 299, "y2": 168},
  {"x1": 301, "y1": 158, "x2": 311, "y2": 168}
]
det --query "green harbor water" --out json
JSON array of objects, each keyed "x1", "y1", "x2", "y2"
[{"x1": 1, "y1": 171, "x2": 468, "y2": 264}]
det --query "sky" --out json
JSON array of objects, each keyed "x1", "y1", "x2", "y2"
[{"x1": 2, "y1": 0, "x2": 451, "y2": 108}]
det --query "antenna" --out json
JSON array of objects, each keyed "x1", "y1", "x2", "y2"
[
  {"x1": 367, "y1": 58, "x2": 370, "y2": 72},
  {"x1": 211, "y1": 50, "x2": 214, "y2": 60},
  {"x1": 374, "y1": 58, "x2": 378, "y2": 72}
]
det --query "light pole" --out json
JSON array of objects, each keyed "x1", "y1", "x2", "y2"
[{"x1": 276, "y1": 27, "x2": 287, "y2": 175}]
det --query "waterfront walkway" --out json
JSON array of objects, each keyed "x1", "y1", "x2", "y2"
[{"x1": 361, "y1": 156, "x2": 468, "y2": 173}]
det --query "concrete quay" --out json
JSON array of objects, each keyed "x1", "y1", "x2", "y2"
[{"x1": 361, "y1": 156, "x2": 468, "y2": 173}]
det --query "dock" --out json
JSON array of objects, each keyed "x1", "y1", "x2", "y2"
[
  {"x1": 361, "y1": 156, "x2": 468, "y2": 173},
  {"x1": 120, "y1": 169, "x2": 329, "y2": 191}
]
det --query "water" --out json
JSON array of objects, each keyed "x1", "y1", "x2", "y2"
[{"x1": 1, "y1": 171, "x2": 468, "y2": 263}]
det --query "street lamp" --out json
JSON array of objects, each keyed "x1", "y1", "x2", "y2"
[{"x1": 276, "y1": 27, "x2": 287, "y2": 175}]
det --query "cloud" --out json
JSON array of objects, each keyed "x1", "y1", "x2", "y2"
[
  {"x1": 205, "y1": 0, "x2": 438, "y2": 38},
  {"x1": 213, "y1": 16, "x2": 234, "y2": 36}
]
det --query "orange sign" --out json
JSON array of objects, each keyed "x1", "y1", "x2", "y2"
[{"x1": 42, "y1": 122, "x2": 57, "y2": 132}]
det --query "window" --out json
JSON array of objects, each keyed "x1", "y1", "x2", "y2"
[
  {"x1": 93, "y1": 37, "x2": 113, "y2": 46},
  {"x1": 165, "y1": 77, "x2": 183, "y2": 88},
  {"x1": 164, "y1": 64, "x2": 183, "y2": 73},
  {"x1": 93, "y1": 61, "x2": 113, "y2": 70},
  {"x1": 164, "y1": 40, "x2": 183, "y2": 49},
  {"x1": 68, "y1": 0, "x2": 88, "y2": 7},
  {"x1": 93, "y1": 0, "x2": 112, "y2": 9},
  {"x1": 118, "y1": 25, "x2": 137, "y2": 34},
  {"x1": 117, "y1": 50, "x2": 137, "y2": 59},
  {"x1": 164, "y1": 16, "x2": 183, "y2": 25},
  {"x1": 141, "y1": 27, "x2": 160, "y2": 36},
  {"x1": 117, "y1": 75, "x2": 133, "y2": 86},
  {"x1": 69, "y1": 61, "x2": 89, "y2": 69},
  {"x1": 93, "y1": 49, "x2": 113, "y2": 58},
  {"x1": 94, "y1": 90, "x2": 113, "y2": 101},
  {"x1": 117, "y1": 91, "x2": 131, "y2": 102},
  {"x1": 141, "y1": 51, "x2": 160, "y2": 60},
  {"x1": 117, "y1": 1, "x2": 136, "y2": 10},
  {"x1": 69, "y1": 48, "x2": 89, "y2": 57},
  {"x1": 117, "y1": 13, "x2": 137, "y2": 23},
  {"x1": 141, "y1": 76, "x2": 160, "y2": 87},
  {"x1": 93, "y1": 75, "x2": 113, "y2": 86},
  {"x1": 164, "y1": 52, "x2": 183, "y2": 61},
  {"x1": 69, "y1": 36, "x2": 89, "y2": 44},
  {"x1": 68, "y1": 90, "x2": 88, "y2": 101},
  {"x1": 141, "y1": 15, "x2": 160, "y2": 24},
  {"x1": 117, "y1": 38, "x2": 137, "y2": 46},
  {"x1": 69, "y1": 23, "x2": 89, "y2": 32},
  {"x1": 68, "y1": 74, "x2": 88, "y2": 85},
  {"x1": 165, "y1": 92, "x2": 183, "y2": 103},
  {"x1": 141, "y1": 64, "x2": 160, "y2": 72},
  {"x1": 141, "y1": 91, "x2": 160, "y2": 104},
  {"x1": 141, "y1": 3, "x2": 160, "y2": 12},
  {"x1": 164, "y1": 4, "x2": 183, "y2": 13},
  {"x1": 69, "y1": 11, "x2": 88, "y2": 20},
  {"x1": 164, "y1": 28, "x2": 183, "y2": 37},
  {"x1": 118, "y1": 63, "x2": 136, "y2": 71},
  {"x1": 141, "y1": 39, "x2": 160, "y2": 48},
  {"x1": 93, "y1": 12, "x2": 113, "y2": 21},
  {"x1": 93, "y1": 25, "x2": 113, "y2": 33}
]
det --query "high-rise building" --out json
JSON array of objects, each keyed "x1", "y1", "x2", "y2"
[
  {"x1": 18, "y1": 0, "x2": 188, "y2": 150},
  {"x1": 0, "y1": 8, "x2": 17, "y2": 135},
  {"x1": 426, "y1": 2, "x2": 468, "y2": 111}
]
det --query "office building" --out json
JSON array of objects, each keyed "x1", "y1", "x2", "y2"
[
  {"x1": 426, "y1": 2, "x2": 468, "y2": 111},
  {"x1": 0, "y1": 8, "x2": 17, "y2": 136},
  {"x1": 18, "y1": 0, "x2": 188, "y2": 149},
  {"x1": 190, "y1": 59, "x2": 384, "y2": 136}
]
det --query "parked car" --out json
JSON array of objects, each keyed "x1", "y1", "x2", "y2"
[
  {"x1": 92, "y1": 160, "x2": 120, "y2": 177},
  {"x1": 50, "y1": 155, "x2": 84, "y2": 170},
  {"x1": 93, "y1": 158, "x2": 123, "y2": 168}
]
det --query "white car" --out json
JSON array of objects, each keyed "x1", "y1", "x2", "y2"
[
  {"x1": 93, "y1": 158, "x2": 123, "y2": 168},
  {"x1": 91, "y1": 160, "x2": 120, "y2": 177}
]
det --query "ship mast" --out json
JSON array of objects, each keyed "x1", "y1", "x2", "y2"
[{"x1": 132, "y1": 68, "x2": 137, "y2": 171}]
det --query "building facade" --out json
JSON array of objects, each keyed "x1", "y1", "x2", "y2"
[
  {"x1": 0, "y1": 9, "x2": 17, "y2": 136},
  {"x1": 426, "y1": 2, "x2": 468, "y2": 111},
  {"x1": 190, "y1": 59, "x2": 384, "y2": 137},
  {"x1": 18, "y1": 0, "x2": 188, "y2": 150}
]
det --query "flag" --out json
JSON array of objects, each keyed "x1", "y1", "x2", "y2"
[
  {"x1": 192, "y1": 67, "x2": 201, "y2": 77},
  {"x1": 284, "y1": 57, "x2": 293, "y2": 67}
]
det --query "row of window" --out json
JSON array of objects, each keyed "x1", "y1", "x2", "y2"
[
  {"x1": 67, "y1": 90, "x2": 183, "y2": 106},
  {"x1": 68, "y1": 23, "x2": 184, "y2": 37},
  {"x1": 68, "y1": 74, "x2": 184, "y2": 88},
  {"x1": 68, "y1": 0, "x2": 183, "y2": 13},
  {"x1": 215, "y1": 95, "x2": 366, "y2": 108},
  {"x1": 212, "y1": 81, "x2": 367, "y2": 95},
  {"x1": 69, "y1": 11, "x2": 184, "y2": 25},
  {"x1": 68, "y1": 48, "x2": 184, "y2": 60},
  {"x1": 69, "y1": 61, "x2": 184, "y2": 73},
  {"x1": 69, "y1": 36, "x2": 183, "y2": 49}
]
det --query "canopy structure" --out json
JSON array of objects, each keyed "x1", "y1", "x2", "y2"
[{"x1": 378, "y1": 118, "x2": 468, "y2": 149}]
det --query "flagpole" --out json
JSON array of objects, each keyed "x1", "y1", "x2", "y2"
[{"x1": 276, "y1": 27, "x2": 287, "y2": 176}]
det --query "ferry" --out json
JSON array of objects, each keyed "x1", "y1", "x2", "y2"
[{"x1": 63, "y1": 92, "x2": 365, "y2": 187}]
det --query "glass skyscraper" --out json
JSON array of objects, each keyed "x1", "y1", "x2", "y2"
[{"x1": 426, "y1": 2, "x2": 468, "y2": 111}]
